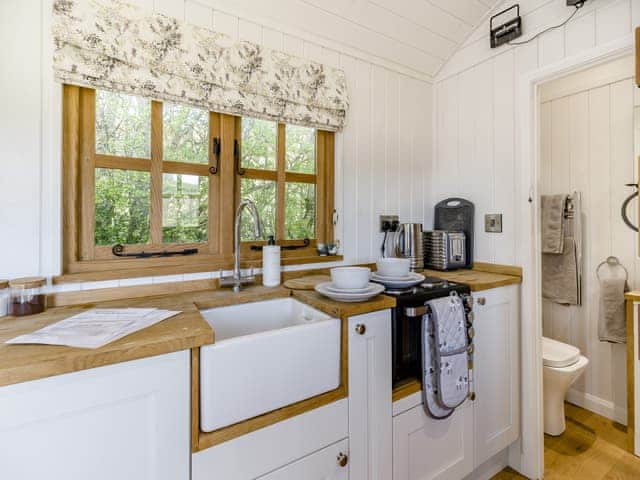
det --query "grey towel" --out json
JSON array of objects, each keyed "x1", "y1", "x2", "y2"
[
  {"x1": 542, "y1": 237, "x2": 579, "y2": 305},
  {"x1": 598, "y1": 277, "x2": 628, "y2": 344},
  {"x1": 541, "y1": 195, "x2": 568, "y2": 254}
]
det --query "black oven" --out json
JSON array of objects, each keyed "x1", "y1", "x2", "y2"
[{"x1": 390, "y1": 278, "x2": 471, "y2": 388}]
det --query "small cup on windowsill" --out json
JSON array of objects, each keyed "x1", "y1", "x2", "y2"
[
  {"x1": 327, "y1": 241, "x2": 339, "y2": 256},
  {"x1": 316, "y1": 243, "x2": 328, "y2": 256}
]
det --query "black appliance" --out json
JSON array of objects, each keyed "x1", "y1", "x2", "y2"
[
  {"x1": 389, "y1": 276, "x2": 472, "y2": 388},
  {"x1": 433, "y1": 198, "x2": 474, "y2": 269}
]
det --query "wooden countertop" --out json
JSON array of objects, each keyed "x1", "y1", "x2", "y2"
[
  {"x1": 419, "y1": 264, "x2": 522, "y2": 292},
  {"x1": 0, "y1": 285, "x2": 396, "y2": 388}
]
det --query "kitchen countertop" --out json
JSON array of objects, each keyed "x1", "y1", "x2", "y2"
[
  {"x1": 0, "y1": 285, "x2": 395, "y2": 388},
  {"x1": 419, "y1": 266, "x2": 522, "y2": 292}
]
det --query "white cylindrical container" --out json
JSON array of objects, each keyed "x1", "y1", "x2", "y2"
[{"x1": 262, "y1": 237, "x2": 281, "y2": 287}]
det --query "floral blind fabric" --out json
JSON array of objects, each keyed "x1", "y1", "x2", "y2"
[{"x1": 52, "y1": 0, "x2": 349, "y2": 131}]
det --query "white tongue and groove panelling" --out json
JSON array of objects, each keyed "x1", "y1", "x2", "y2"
[
  {"x1": 539, "y1": 59, "x2": 638, "y2": 423},
  {"x1": 433, "y1": 0, "x2": 638, "y2": 267}
]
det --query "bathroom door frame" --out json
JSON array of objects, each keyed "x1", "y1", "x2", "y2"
[{"x1": 514, "y1": 34, "x2": 634, "y2": 480}]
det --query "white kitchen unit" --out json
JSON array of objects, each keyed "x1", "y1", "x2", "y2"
[
  {"x1": 472, "y1": 285, "x2": 520, "y2": 466},
  {"x1": 0, "y1": 350, "x2": 190, "y2": 480},
  {"x1": 348, "y1": 309, "x2": 393, "y2": 480},
  {"x1": 393, "y1": 400, "x2": 474, "y2": 480},
  {"x1": 193, "y1": 398, "x2": 349, "y2": 480},
  {"x1": 392, "y1": 285, "x2": 520, "y2": 480}
]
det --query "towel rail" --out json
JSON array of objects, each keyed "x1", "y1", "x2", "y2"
[{"x1": 596, "y1": 256, "x2": 628, "y2": 282}]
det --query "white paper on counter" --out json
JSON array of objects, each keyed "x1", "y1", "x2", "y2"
[{"x1": 6, "y1": 308, "x2": 181, "y2": 349}]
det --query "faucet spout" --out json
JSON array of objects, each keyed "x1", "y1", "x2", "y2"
[{"x1": 229, "y1": 199, "x2": 263, "y2": 292}]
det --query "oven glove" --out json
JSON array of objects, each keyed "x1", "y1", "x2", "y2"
[
  {"x1": 421, "y1": 312, "x2": 454, "y2": 419},
  {"x1": 429, "y1": 294, "x2": 470, "y2": 410}
]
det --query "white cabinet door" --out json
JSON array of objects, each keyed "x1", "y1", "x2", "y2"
[
  {"x1": 348, "y1": 309, "x2": 392, "y2": 480},
  {"x1": 393, "y1": 401, "x2": 474, "y2": 480},
  {"x1": 473, "y1": 285, "x2": 520, "y2": 466},
  {"x1": 256, "y1": 439, "x2": 349, "y2": 480},
  {"x1": 0, "y1": 351, "x2": 190, "y2": 480}
]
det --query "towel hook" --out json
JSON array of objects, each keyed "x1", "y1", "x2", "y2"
[{"x1": 596, "y1": 256, "x2": 628, "y2": 282}]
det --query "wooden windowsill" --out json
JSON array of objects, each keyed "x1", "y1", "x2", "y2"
[{"x1": 54, "y1": 254, "x2": 344, "y2": 284}]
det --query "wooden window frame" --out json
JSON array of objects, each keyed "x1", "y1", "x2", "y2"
[
  {"x1": 61, "y1": 85, "x2": 336, "y2": 281},
  {"x1": 234, "y1": 118, "x2": 335, "y2": 260}
]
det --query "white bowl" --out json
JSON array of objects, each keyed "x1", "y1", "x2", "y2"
[
  {"x1": 330, "y1": 267, "x2": 371, "y2": 290},
  {"x1": 376, "y1": 258, "x2": 411, "y2": 277}
]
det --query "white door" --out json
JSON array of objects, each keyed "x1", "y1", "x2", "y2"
[
  {"x1": 348, "y1": 309, "x2": 393, "y2": 480},
  {"x1": 473, "y1": 285, "x2": 520, "y2": 465},
  {"x1": 393, "y1": 401, "x2": 474, "y2": 480},
  {"x1": 256, "y1": 439, "x2": 349, "y2": 480},
  {"x1": 0, "y1": 350, "x2": 191, "y2": 480}
]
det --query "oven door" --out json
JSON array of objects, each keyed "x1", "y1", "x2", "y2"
[{"x1": 392, "y1": 305, "x2": 427, "y2": 388}]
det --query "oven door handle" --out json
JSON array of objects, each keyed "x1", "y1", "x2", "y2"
[{"x1": 404, "y1": 306, "x2": 429, "y2": 317}]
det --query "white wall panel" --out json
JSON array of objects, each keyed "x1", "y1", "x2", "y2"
[{"x1": 434, "y1": 0, "x2": 635, "y2": 266}]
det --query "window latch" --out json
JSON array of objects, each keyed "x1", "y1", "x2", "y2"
[
  {"x1": 209, "y1": 137, "x2": 220, "y2": 175},
  {"x1": 234, "y1": 139, "x2": 245, "y2": 176},
  {"x1": 249, "y1": 238, "x2": 310, "y2": 251},
  {"x1": 112, "y1": 244, "x2": 199, "y2": 259}
]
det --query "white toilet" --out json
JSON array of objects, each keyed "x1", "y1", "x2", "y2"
[{"x1": 542, "y1": 336, "x2": 589, "y2": 436}]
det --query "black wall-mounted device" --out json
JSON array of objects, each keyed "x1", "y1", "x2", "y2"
[
  {"x1": 566, "y1": 0, "x2": 587, "y2": 6},
  {"x1": 490, "y1": 4, "x2": 522, "y2": 48}
]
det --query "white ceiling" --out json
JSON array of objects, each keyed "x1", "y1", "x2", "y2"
[
  {"x1": 292, "y1": 0, "x2": 503, "y2": 78},
  {"x1": 196, "y1": 0, "x2": 502, "y2": 80}
]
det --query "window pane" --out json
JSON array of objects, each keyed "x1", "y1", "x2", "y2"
[
  {"x1": 162, "y1": 174, "x2": 208, "y2": 243},
  {"x1": 285, "y1": 125, "x2": 316, "y2": 174},
  {"x1": 241, "y1": 118, "x2": 277, "y2": 170},
  {"x1": 163, "y1": 103, "x2": 208, "y2": 164},
  {"x1": 285, "y1": 182, "x2": 316, "y2": 240},
  {"x1": 240, "y1": 179, "x2": 276, "y2": 241},
  {"x1": 96, "y1": 90, "x2": 150, "y2": 158},
  {"x1": 95, "y1": 168, "x2": 150, "y2": 245}
]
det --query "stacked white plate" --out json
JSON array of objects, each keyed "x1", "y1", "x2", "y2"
[
  {"x1": 315, "y1": 282, "x2": 385, "y2": 303},
  {"x1": 370, "y1": 271, "x2": 425, "y2": 289}
]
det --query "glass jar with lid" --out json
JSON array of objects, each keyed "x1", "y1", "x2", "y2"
[
  {"x1": 0, "y1": 280, "x2": 8, "y2": 317},
  {"x1": 8, "y1": 277, "x2": 47, "y2": 317}
]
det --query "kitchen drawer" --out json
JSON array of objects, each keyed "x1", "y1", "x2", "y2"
[
  {"x1": 257, "y1": 439, "x2": 349, "y2": 480},
  {"x1": 192, "y1": 399, "x2": 348, "y2": 480}
]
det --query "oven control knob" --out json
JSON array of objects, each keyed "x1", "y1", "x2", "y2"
[
  {"x1": 467, "y1": 344, "x2": 474, "y2": 354},
  {"x1": 467, "y1": 327, "x2": 475, "y2": 339},
  {"x1": 467, "y1": 312, "x2": 474, "y2": 323},
  {"x1": 476, "y1": 297, "x2": 486, "y2": 306},
  {"x1": 355, "y1": 324, "x2": 366, "y2": 335}
]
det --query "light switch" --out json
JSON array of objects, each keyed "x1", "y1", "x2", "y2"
[{"x1": 485, "y1": 214, "x2": 503, "y2": 233}]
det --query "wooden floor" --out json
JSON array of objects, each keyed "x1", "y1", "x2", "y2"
[{"x1": 492, "y1": 403, "x2": 640, "y2": 479}]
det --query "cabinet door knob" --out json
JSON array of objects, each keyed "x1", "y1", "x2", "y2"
[
  {"x1": 337, "y1": 452, "x2": 349, "y2": 467},
  {"x1": 477, "y1": 297, "x2": 486, "y2": 306},
  {"x1": 355, "y1": 324, "x2": 366, "y2": 335}
]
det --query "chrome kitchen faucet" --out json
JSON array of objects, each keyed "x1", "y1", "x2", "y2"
[{"x1": 220, "y1": 199, "x2": 262, "y2": 292}]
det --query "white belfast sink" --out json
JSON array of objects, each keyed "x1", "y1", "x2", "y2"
[{"x1": 199, "y1": 297, "x2": 341, "y2": 432}]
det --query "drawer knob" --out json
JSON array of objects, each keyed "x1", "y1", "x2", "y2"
[
  {"x1": 477, "y1": 297, "x2": 486, "y2": 306},
  {"x1": 337, "y1": 452, "x2": 349, "y2": 467},
  {"x1": 355, "y1": 324, "x2": 366, "y2": 335}
]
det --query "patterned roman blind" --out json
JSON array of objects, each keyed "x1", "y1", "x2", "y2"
[{"x1": 52, "y1": 0, "x2": 349, "y2": 131}]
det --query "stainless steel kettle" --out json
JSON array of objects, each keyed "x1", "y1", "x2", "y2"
[{"x1": 394, "y1": 223, "x2": 424, "y2": 271}]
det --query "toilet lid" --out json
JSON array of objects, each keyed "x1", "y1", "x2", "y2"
[{"x1": 542, "y1": 337, "x2": 580, "y2": 368}]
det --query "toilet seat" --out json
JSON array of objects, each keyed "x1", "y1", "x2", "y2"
[{"x1": 542, "y1": 337, "x2": 580, "y2": 368}]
